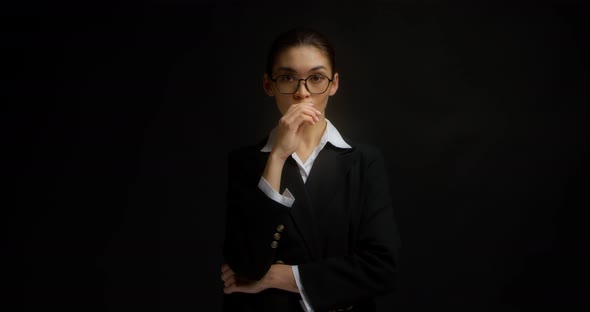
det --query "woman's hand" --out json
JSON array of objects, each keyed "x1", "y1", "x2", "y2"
[
  {"x1": 221, "y1": 263, "x2": 299, "y2": 294},
  {"x1": 271, "y1": 102, "x2": 322, "y2": 161},
  {"x1": 221, "y1": 263, "x2": 268, "y2": 294},
  {"x1": 262, "y1": 102, "x2": 321, "y2": 192}
]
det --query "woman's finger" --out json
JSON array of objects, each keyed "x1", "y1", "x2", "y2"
[
  {"x1": 295, "y1": 114, "x2": 316, "y2": 126},
  {"x1": 221, "y1": 268, "x2": 234, "y2": 282},
  {"x1": 285, "y1": 103, "x2": 320, "y2": 119},
  {"x1": 224, "y1": 283, "x2": 236, "y2": 294},
  {"x1": 283, "y1": 109, "x2": 319, "y2": 128},
  {"x1": 224, "y1": 275, "x2": 236, "y2": 288},
  {"x1": 298, "y1": 107, "x2": 321, "y2": 121}
]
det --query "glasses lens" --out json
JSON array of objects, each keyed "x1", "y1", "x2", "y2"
[
  {"x1": 306, "y1": 75, "x2": 330, "y2": 94},
  {"x1": 275, "y1": 75, "x2": 330, "y2": 94},
  {"x1": 275, "y1": 75, "x2": 298, "y2": 93}
]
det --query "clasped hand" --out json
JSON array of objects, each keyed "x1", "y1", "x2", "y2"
[
  {"x1": 221, "y1": 263, "x2": 299, "y2": 294},
  {"x1": 221, "y1": 263, "x2": 267, "y2": 294},
  {"x1": 271, "y1": 102, "x2": 322, "y2": 160}
]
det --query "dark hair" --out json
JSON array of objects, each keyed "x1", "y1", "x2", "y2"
[{"x1": 265, "y1": 28, "x2": 336, "y2": 77}]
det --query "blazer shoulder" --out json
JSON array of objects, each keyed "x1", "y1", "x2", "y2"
[
  {"x1": 346, "y1": 140, "x2": 384, "y2": 162},
  {"x1": 227, "y1": 136, "x2": 269, "y2": 176},
  {"x1": 340, "y1": 135, "x2": 379, "y2": 154},
  {"x1": 228, "y1": 136, "x2": 268, "y2": 159}
]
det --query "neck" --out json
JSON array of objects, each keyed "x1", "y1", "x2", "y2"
[{"x1": 299, "y1": 117, "x2": 327, "y2": 148}]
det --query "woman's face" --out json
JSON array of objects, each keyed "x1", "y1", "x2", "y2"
[{"x1": 263, "y1": 45, "x2": 339, "y2": 115}]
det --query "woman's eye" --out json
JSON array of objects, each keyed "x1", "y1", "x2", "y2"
[
  {"x1": 309, "y1": 75, "x2": 324, "y2": 82},
  {"x1": 278, "y1": 75, "x2": 296, "y2": 82}
]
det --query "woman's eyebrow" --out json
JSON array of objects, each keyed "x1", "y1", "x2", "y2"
[
  {"x1": 275, "y1": 67, "x2": 297, "y2": 73},
  {"x1": 309, "y1": 66, "x2": 328, "y2": 72},
  {"x1": 275, "y1": 66, "x2": 329, "y2": 74}
]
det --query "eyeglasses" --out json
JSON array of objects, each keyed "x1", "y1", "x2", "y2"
[{"x1": 270, "y1": 74, "x2": 333, "y2": 94}]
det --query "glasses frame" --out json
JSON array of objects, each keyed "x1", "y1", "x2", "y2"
[{"x1": 269, "y1": 74, "x2": 334, "y2": 94}]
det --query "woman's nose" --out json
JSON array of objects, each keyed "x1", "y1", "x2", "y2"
[{"x1": 294, "y1": 80, "x2": 311, "y2": 98}]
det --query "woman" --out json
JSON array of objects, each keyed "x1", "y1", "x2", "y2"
[{"x1": 221, "y1": 28, "x2": 400, "y2": 312}]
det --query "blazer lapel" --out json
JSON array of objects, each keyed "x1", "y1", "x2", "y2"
[
  {"x1": 304, "y1": 143, "x2": 357, "y2": 228},
  {"x1": 281, "y1": 157, "x2": 320, "y2": 261},
  {"x1": 305, "y1": 144, "x2": 357, "y2": 195},
  {"x1": 286, "y1": 144, "x2": 358, "y2": 261}
]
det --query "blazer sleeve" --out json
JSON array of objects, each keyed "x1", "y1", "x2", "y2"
[
  {"x1": 223, "y1": 149, "x2": 292, "y2": 281},
  {"x1": 297, "y1": 146, "x2": 400, "y2": 311}
]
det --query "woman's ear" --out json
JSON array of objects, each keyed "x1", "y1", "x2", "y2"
[
  {"x1": 263, "y1": 73, "x2": 275, "y2": 96},
  {"x1": 329, "y1": 72, "x2": 339, "y2": 96}
]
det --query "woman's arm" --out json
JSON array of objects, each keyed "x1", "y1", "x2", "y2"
[
  {"x1": 223, "y1": 103, "x2": 321, "y2": 281},
  {"x1": 222, "y1": 262, "x2": 299, "y2": 294},
  {"x1": 222, "y1": 150, "x2": 292, "y2": 281}
]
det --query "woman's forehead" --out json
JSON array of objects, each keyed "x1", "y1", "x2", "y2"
[{"x1": 273, "y1": 46, "x2": 331, "y2": 73}]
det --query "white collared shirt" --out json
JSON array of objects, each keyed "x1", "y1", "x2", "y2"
[
  {"x1": 257, "y1": 118, "x2": 352, "y2": 312},
  {"x1": 258, "y1": 118, "x2": 352, "y2": 207}
]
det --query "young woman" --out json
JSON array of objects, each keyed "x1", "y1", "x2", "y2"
[{"x1": 221, "y1": 28, "x2": 400, "y2": 312}]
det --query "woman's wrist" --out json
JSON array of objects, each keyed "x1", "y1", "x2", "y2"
[
  {"x1": 262, "y1": 152, "x2": 287, "y2": 193},
  {"x1": 265, "y1": 264, "x2": 299, "y2": 293},
  {"x1": 269, "y1": 149, "x2": 290, "y2": 162}
]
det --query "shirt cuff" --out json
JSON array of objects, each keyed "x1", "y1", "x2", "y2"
[
  {"x1": 258, "y1": 176, "x2": 295, "y2": 208},
  {"x1": 292, "y1": 265, "x2": 314, "y2": 312}
]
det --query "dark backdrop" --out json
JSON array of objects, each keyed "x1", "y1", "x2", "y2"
[{"x1": 8, "y1": 1, "x2": 588, "y2": 311}]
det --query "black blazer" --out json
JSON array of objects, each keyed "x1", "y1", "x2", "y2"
[{"x1": 223, "y1": 137, "x2": 400, "y2": 312}]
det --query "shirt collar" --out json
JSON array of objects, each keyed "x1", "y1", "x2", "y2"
[{"x1": 261, "y1": 118, "x2": 352, "y2": 152}]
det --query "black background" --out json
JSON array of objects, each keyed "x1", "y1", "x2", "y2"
[{"x1": 8, "y1": 0, "x2": 588, "y2": 311}]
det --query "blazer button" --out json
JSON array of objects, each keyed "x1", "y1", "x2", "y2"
[
  {"x1": 273, "y1": 232, "x2": 281, "y2": 240},
  {"x1": 270, "y1": 241, "x2": 278, "y2": 248},
  {"x1": 276, "y1": 224, "x2": 285, "y2": 232}
]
